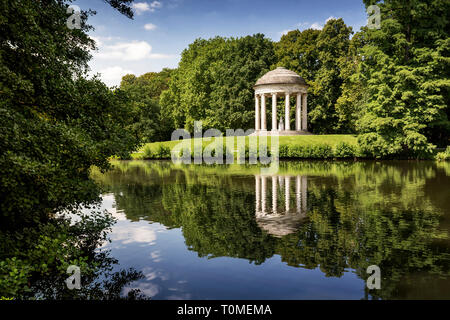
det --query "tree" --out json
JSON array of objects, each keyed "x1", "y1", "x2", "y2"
[
  {"x1": 357, "y1": 0, "x2": 450, "y2": 157},
  {"x1": 160, "y1": 34, "x2": 276, "y2": 133},
  {"x1": 275, "y1": 29, "x2": 321, "y2": 82},
  {"x1": 275, "y1": 20, "x2": 354, "y2": 133},
  {"x1": 335, "y1": 31, "x2": 370, "y2": 133},
  {"x1": 120, "y1": 69, "x2": 175, "y2": 143},
  {"x1": 0, "y1": 0, "x2": 138, "y2": 297}
]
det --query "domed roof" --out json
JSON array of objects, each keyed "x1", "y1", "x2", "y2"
[{"x1": 255, "y1": 67, "x2": 307, "y2": 86}]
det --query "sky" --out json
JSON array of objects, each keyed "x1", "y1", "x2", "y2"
[{"x1": 73, "y1": 0, "x2": 368, "y2": 87}]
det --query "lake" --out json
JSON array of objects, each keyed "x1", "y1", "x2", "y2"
[{"x1": 91, "y1": 160, "x2": 450, "y2": 299}]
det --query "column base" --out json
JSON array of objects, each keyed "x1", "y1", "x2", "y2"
[{"x1": 251, "y1": 130, "x2": 312, "y2": 136}]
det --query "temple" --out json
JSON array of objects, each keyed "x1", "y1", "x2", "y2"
[{"x1": 253, "y1": 67, "x2": 310, "y2": 136}]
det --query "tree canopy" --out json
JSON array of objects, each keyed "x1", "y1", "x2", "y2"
[
  {"x1": 357, "y1": 0, "x2": 450, "y2": 157},
  {"x1": 160, "y1": 34, "x2": 276, "y2": 133},
  {"x1": 0, "y1": 0, "x2": 139, "y2": 297},
  {"x1": 120, "y1": 69, "x2": 175, "y2": 144}
]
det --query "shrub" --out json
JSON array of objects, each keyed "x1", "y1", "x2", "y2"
[
  {"x1": 436, "y1": 146, "x2": 450, "y2": 161},
  {"x1": 311, "y1": 144, "x2": 333, "y2": 158},
  {"x1": 288, "y1": 145, "x2": 306, "y2": 158},
  {"x1": 334, "y1": 142, "x2": 357, "y2": 158},
  {"x1": 155, "y1": 144, "x2": 171, "y2": 159},
  {"x1": 142, "y1": 145, "x2": 154, "y2": 159},
  {"x1": 279, "y1": 145, "x2": 290, "y2": 158}
]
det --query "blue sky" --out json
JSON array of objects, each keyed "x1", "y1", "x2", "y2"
[{"x1": 73, "y1": 0, "x2": 368, "y2": 86}]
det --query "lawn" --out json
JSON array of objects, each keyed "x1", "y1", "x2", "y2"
[{"x1": 131, "y1": 134, "x2": 358, "y2": 159}]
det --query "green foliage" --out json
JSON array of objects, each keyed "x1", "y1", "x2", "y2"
[
  {"x1": 275, "y1": 19, "x2": 354, "y2": 133},
  {"x1": 155, "y1": 144, "x2": 171, "y2": 159},
  {"x1": 287, "y1": 144, "x2": 334, "y2": 159},
  {"x1": 309, "y1": 19, "x2": 354, "y2": 133},
  {"x1": 160, "y1": 34, "x2": 276, "y2": 133},
  {"x1": 357, "y1": 0, "x2": 450, "y2": 157},
  {"x1": 142, "y1": 144, "x2": 154, "y2": 159},
  {"x1": 436, "y1": 146, "x2": 450, "y2": 161},
  {"x1": 120, "y1": 69, "x2": 175, "y2": 144},
  {"x1": 334, "y1": 142, "x2": 357, "y2": 158},
  {"x1": 0, "y1": 0, "x2": 139, "y2": 297},
  {"x1": 0, "y1": 211, "x2": 145, "y2": 299},
  {"x1": 1, "y1": 0, "x2": 138, "y2": 227}
]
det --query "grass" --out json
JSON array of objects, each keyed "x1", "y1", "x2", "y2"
[{"x1": 131, "y1": 134, "x2": 359, "y2": 159}]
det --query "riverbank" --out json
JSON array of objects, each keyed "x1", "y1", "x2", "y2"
[
  {"x1": 132, "y1": 135, "x2": 360, "y2": 160},
  {"x1": 129, "y1": 135, "x2": 449, "y2": 160}
]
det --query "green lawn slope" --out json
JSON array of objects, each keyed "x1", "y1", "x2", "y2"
[{"x1": 132, "y1": 134, "x2": 358, "y2": 159}]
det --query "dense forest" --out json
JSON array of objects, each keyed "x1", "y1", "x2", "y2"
[{"x1": 122, "y1": 0, "x2": 449, "y2": 159}]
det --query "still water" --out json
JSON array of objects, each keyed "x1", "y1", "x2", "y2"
[{"x1": 91, "y1": 160, "x2": 450, "y2": 299}]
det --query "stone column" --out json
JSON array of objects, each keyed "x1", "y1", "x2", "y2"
[
  {"x1": 272, "y1": 176, "x2": 277, "y2": 214},
  {"x1": 285, "y1": 176, "x2": 290, "y2": 213},
  {"x1": 261, "y1": 175, "x2": 267, "y2": 214},
  {"x1": 302, "y1": 93, "x2": 307, "y2": 131},
  {"x1": 301, "y1": 175, "x2": 307, "y2": 213},
  {"x1": 255, "y1": 175, "x2": 260, "y2": 214},
  {"x1": 272, "y1": 93, "x2": 277, "y2": 131},
  {"x1": 255, "y1": 94, "x2": 260, "y2": 131},
  {"x1": 285, "y1": 93, "x2": 290, "y2": 130},
  {"x1": 261, "y1": 95, "x2": 267, "y2": 131},
  {"x1": 296, "y1": 93, "x2": 301, "y2": 131},
  {"x1": 296, "y1": 175, "x2": 301, "y2": 214}
]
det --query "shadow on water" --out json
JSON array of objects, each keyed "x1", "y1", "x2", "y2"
[{"x1": 91, "y1": 160, "x2": 450, "y2": 299}]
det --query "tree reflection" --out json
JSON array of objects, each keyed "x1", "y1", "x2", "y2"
[{"x1": 92, "y1": 160, "x2": 450, "y2": 299}]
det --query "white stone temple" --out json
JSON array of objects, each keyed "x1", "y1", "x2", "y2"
[
  {"x1": 255, "y1": 174, "x2": 308, "y2": 237},
  {"x1": 252, "y1": 67, "x2": 310, "y2": 136}
]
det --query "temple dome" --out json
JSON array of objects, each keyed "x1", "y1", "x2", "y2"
[{"x1": 254, "y1": 67, "x2": 307, "y2": 87}]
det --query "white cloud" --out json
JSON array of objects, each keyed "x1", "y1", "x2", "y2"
[
  {"x1": 310, "y1": 16, "x2": 339, "y2": 31},
  {"x1": 93, "y1": 40, "x2": 174, "y2": 61},
  {"x1": 97, "y1": 66, "x2": 133, "y2": 87},
  {"x1": 310, "y1": 22, "x2": 323, "y2": 30},
  {"x1": 133, "y1": 1, "x2": 163, "y2": 14},
  {"x1": 150, "y1": 1, "x2": 163, "y2": 11},
  {"x1": 132, "y1": 2, "x2": 151, "y2": 14},
  {"x1": 144, "y1": 23, "x2": 157, "y2": 30},
  {"x1": 110, "y1": 223, "x2": 158, "y2": 244}
]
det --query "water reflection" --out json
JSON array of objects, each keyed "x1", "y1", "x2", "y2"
[
  {"x1": 91, "y1": 160, "x2": 450, "y2": 299},
  {"x1": 255, "y1": 175, "x2": 307, "y2": 237}
]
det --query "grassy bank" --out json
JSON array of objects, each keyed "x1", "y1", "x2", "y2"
[
  {"x1": 131, "y1": 134, "x2": 359, "y2": 160},
  {"x1": 129, "y1": 135, "x2": 449, "y2": 161}
]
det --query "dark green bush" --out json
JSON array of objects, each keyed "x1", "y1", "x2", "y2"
[
  {"x1": 334, "y1": 142, "x2": 357, "y2": 158},
  {"x1": 311, "y1": 144, "x2": 333, "y2": 158},
  {"x1": 279, "y1": 145, "x2": 290, "y2": 158},
  {"x1": 142, "y1": 145, "x2": 155, "y2": 159},
  {"x1": 155, "y1": 144, "x2": 171, "y2": 159}
]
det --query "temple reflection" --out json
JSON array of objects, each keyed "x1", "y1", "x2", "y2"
[{"x1": 255, "y1": 174, "x2": 308, "y2": 237}]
